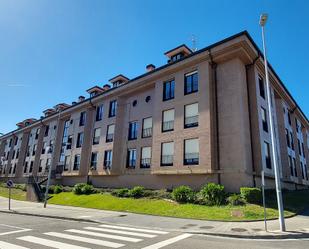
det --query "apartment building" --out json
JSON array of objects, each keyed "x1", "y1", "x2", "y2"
[{"x1": 0, "y1": 31, "x2": 308, "y2": 192}]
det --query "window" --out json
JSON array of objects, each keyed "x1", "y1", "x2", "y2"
[
  {"x1": 76, "y1": 132, "x2": 84, "y2": 148},
  {"x1": 290, "y1": 132, "x2": 294, "y2": 150},
  {"x1": 42, "y1": 142, "x2": 46, "y2": 154},
  {"x1": 32, "y1": 144, "x2": 37, "y2": 156},
  {"x1": 93, "y1": 128, "x2": 101, "y2": 145},
  {"x1": 16, "y1": 149, "x2": 19, "y2": 159},
  {"x1": 9, "y1": 138, "x2": 12, "y2": 147},
  {"x1": 161, "y1": 142, "x2": 174, "y2": 166},
  {"x1": 73, "y1": 155, "x2": 81, "y2": 170},
  {"x1": 46, "y1": 158, "x2": 51, "y2": 172},
  {"x1": 13, "y1": 164, "x2": 16, "y2": 174},
  {"x1": 104, "y1": 150, "x2": 112, "y2": 169},
  {"x1": 285, "y1": 129, "x2": 290, "y2": 148},
  {"x1": 66, "y1": 135, "x2": 73, "y2": 149},
  {"x1": 90, "y1": 152, "x2": 98, "y2": 170},
  {"x1": 288, "y1": 155, "x2": 293, "y2": 176},
  {"x1": 109, "y1": 100, "x2": 117, "y2": 117},
  {"x1": 293, "y1": 158, "x2": 297, "y2": 177},
  {"x1": 295, "y1": 118, "x2": 299, "y2": 133},
  {"x1": 128, "y1": 121, "x2": 138, "y2": 140},
  {"x1": 261, "y1": 107, "x2": 268, "y2": 132},
  {"x1": 141, "y1": 147, "x2": 151, "y2": 168},
  {"x1": 39, "y1": 159, "x2": 43, "y2": 173},
  {"x1": 185, "y1": 103, "x2": 198, "y2": 128},
  {"x1": 163, "y1": 79, "x2": 175, "y2": 101},
  {"x1": 14, "y1": 137, "x2": 18, "y2": 146},
  {"x1": 48, "y1": 140, "x2": 54, "y2": 154},
  {"x1": 35, "y1": 128, "x2": 40, "y2": 140},
  {"x1": 287, "y1": 111, "x2": 291, "y2": 126},
  {"x1": 304, "y1": 164, "x2": 308, "y2": 181},
  {"x1": 184, "y1": 71, "x2": 198, "y2": 95},
  {"x1": 142, "y1": 117, "x2": 152, "y2": 138},
  {"x1": 301, "y1": 161, "x2": 304, "y2": 179},
  {"x1": 12, "y1": 150, "x2": 15, "y2": 160},
  {"x1": 264, "y1": 141, "x2": 271, "y2": 169},
  {"x1": 127, "y1": 149, "x2": 137, "y2": 168},
  {"x1": 106, "y1": 124, "x2": 115, "y2": 142},
  {"x1": 184, "y1": 138, "x2": 199, "y2": 165},
  {"x1": 298, "y1": 139, "x2": 302, "y2": 156},
  {"x1": 64, "y1": 155, "x2": 70, "y2": 171},
  {"x1": 162, "y1": 109, "x2": 174, "y2": 132},
  {"x1": 96, "y1": 105, "x2": 103, "y2": 121},
  {"x1": 44, "y1": 125, "x2": 50, "y2": 137},
  {"x1": 24, "y1": 162, "x2": 28, "y2": 173},
  {"x1": 26, "y1": 146, "x2": 30, "y2": 157},
  {"x1": 259, "y1": 76, "x2": 265, "y2": 99},
  {"x1": 79, "y1": 111, "x2": 86, "y2": 126}
]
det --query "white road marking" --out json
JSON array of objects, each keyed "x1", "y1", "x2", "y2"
[
  {"x1": 99, "y1": 224, "x2": 169, "y2": 234},
  {"x1": 141, "y1": 233, "x2": 193, "y2": 249},
  {"x1": 0, "y1": 241, "x2": 30, "y2": 249},
  {"x1": 65, "y1": 229, "x2": 142, "y2": 242},
  {"x1": 85, "y1": 226, "x2": 157, "y2": 238},
  {"x1": 0, "y1": 224, "x2": 32, "y2": 236},
  {"x1": 45, "y1": 232, "x2": 124, "y2": 248},
  {"x1": 17, "y1": 236, "x2": 90, "y2": 249}
]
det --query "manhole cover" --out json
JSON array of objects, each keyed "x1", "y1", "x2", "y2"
[
  {"x1": 118, "y1": 214, "x2": 127, "y2": 217},
  {"x1": 200, "y1": 226, "x2": 214, "y2": 230},
  {"x1": 231, "y1": 228, "x2": 247, "y2": 232}
]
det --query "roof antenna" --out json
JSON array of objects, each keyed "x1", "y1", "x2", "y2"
[{"x1": 191, "y1": 34, "x2": 197, "y2": 52}]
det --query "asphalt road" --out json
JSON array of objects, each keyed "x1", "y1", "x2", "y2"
[{"x1": 0, "y1": 213, "x2": 308, "y2": 249}]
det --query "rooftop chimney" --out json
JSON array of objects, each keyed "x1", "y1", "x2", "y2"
[
  {"x1": 102, "y1": 84, "x2": 111, "y2": 91},
  {"x1": 146, "y1": 64, "x2": 156, "y2": 72},
  {"x1": 78, "y1": 96, "x2": 85, "y2": 102}
]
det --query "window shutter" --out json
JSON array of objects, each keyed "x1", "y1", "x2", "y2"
[
  {"x1": 163, "y1": 109, "x2": 175, "y2": 122},
  {"x1": 185, "y1": 139, "x2": 199, "y2": 154},
  {"x1": 185, "y1": 103, "x2": 198, "y2": 117},
  {"x1": 162, "y1": 142, "x2": 174, "y2": 156},
  {"x1": 143, "y1": 118, "x2": 152, "y2": 129},
  {"x1": 142, "y1": 147, "x2": 151, "y2": 159}
]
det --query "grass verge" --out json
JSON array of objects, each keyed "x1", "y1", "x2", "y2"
[{"x1": 0, "y1": 186, "x2": 27, "y2": 201}]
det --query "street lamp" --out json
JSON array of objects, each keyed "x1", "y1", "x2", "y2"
[{"x1": 259, "y1": 13, "x2": 286, "y2": 232}]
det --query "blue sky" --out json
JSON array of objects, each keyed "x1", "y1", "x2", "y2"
[{"x1": 0, "y1": 0, "x2": 308, "y2": 134}]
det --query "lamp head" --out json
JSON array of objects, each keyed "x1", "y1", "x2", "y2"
[{"x1": 260, "y1": 13, "x2": 268, "y2": 26}]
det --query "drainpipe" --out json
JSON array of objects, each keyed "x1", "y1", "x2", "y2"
[
  {"x1": 245, "y1": 54, "x2": 260, "y2": 187},
  {"x1": 208, "y1": 50, "x2": 220, "y2": 184}
]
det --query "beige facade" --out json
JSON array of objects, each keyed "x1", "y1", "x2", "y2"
[{"x1": 0, "y1": 31, "x2": 308, "y2": 192}]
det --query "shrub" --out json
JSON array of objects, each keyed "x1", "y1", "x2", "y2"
[
  {"x1": 240, "y1": 187, "x2": 262, "y2": 204},
  {"x1": 73, "y1": 183, "x2": 96, "y2": 195},
  {"x1": 53, "y1": 185, "x2": 63, "y2": 194},
  {"x1": 128, "y1": 186, "x2": 145, "y2": 198},
  {"x1": 112, "y1": 188, "x2": 129, "y2": 198},
  {"x1": 172, "y1": 186, "x2": 195, "y2": 203},
  {"x1": 15, "y1": 184, "x2": 27, "y2": 192},
  {"x1": 198, "y1": 183, "x2": 226, "y2": 206},
  {"x1": 226, "y1": 194, "x2": 245, "y2": 206}
]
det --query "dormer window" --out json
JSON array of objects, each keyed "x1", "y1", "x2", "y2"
[
  {"x1": 164, "y1": 44, "x2": 192, "y2": 63},
  {"x1": 90, "y1": 91, "x2": 97, "y2": 97},
  {"x1": 109, "y1": 74, "x2": 129, "y2": 88},
  {"x1": 171, "y1": 53, "x2": 184, "y2": 62}
]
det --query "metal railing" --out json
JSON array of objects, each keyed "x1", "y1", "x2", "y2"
[
  {"x1": 127, "y1": 159, "x2": 136, "y2": 168},
  {"x1": 104, "y1": 160, "x2": 112, "y2": 169},
  {"x1": 184, "y1": 153, "x2": 199, "y2": 165},
  {"x1": 106, "y1": 134, "x2": 114, "y2": 142},
  {"x1": 142, "y1": 128, "x2": 152, "y2": 138},
  {"x1": 185, "y1": 115, "x2": 198, "y2": 127},
  {"x1": 141, "y1": 158, "x2": 151, "y2": 168}
]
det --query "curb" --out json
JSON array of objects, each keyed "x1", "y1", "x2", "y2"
[{"x1": 0, "y1": 210, "x2": 99, "y2": 224}]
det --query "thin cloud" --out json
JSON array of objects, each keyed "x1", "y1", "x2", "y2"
[{"x1": 0, "y1": 83, "x2": 31, "y2": 87}]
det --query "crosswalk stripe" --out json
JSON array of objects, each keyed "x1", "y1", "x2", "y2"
[
  {"x1": 65, "y1": 229, "x2": 142, "y2": 242},
  {"x1": 0, "y1": 241, "x2": 30, "y2": 249},
  {"x1": 45, "y1": 232, "x2": 125, "y2": 248},
  {"x1": 141, "y1": 233, "x2": 193, "y2": 249},
  {"x1": 17, "y1": 236, "x2": 90, "y2": 249},
  {"x1": 84, "y1": 227, "x2": 157, "y2": 238},
  {"x1": 99, "y1": 224, "x2": 169, "y2": 234}
]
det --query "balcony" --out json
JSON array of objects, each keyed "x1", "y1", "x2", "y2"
[
  {"x1": 184, "y1": 153, "x2": 199, "y2": 165},
  {"x1": 140, "y1": 158, "x2": 151, "y2": 168},
  {"x1": 142, "y1": 128, "x2": 152, "y2": 138},
  {"x1": 185, "y1": 115, "x2": 198, "y2": 128},
  {"x1": 162, "y1": 121, "x2": 174, "y2": 132},
  {"x1": 161, "y1": 155, "x2": 173, "y2": 166}
]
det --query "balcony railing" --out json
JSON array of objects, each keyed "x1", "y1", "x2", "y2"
[
  {"x1": 161, "y1": 155, "x2": 173, "y2": 166},
  {"x1": 104, "y1": 160, "x2": 112, "y2": 169},
  {"x1": 185, "y1": 115, "x2": 199, "y2": 128},
  {"x1": 184, "y1": 153, "x2": 199, "y2": 165},
  {"x1": 142, "y1": 128, "x2": 152, "y2": 138},
  {"x1": 140, "y1": 158, "x2": 151, "y2": 168},
  {"x1": 93, "y1": 137, "x2": 100, "y2": 145},
  {"x1": 127, "y1": 159, "x2": 136, "y2": 168},
  {"x1": 162, "y1": 121, "x2": 174, "y2": 132},
  {"x1": 106, "y1": 133, "x2": 114, "y2": 143}
]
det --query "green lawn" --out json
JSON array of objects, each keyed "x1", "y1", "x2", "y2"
[
  {"x1": 0, "y1": 186, "x2": 27, "y2": 201},
  {"x1": 0, "y1": 186, "x2": 308, "y2": 221}
]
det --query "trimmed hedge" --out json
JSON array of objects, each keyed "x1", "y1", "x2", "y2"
[
  {"x1": 73, "y1": 183, "x2": 96, "y2": 195},
  {"x1": 240, "y1": 187, "x2": 262, "y2": 204},
  {"x1": 111, "y1": 188, "x2": 129, "y2": 198},
  {"x1": 198, "y1": 183, "x2": 226, "y2": 206},
  {"x1": 128, "y1": 186, "x2": 145, "y2": 198},
  {"x1": 172, "y1": 186, "x2": 195, "y2": 203}
]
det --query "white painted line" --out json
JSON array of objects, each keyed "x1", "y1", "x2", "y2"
[
  {"x1": 99, "y1": 224, "x2": 169, "y2": 234},
  {"x1": 0, "y1": 241, "x2": 30, "y2": 249},
  {"x1": 85, "y1": 226, "x2": 157, "y2": 238},
  {"x1": 0, "y1": 224, "x2": 32, "y2": 236},
  {"x1": 45, "y1": 232, "x2": 124, "y2": 248},
  {"x1": 141, "y1": 233, "x2": 193, "y2": 249},
  {"x1": 17, "y1": 236, "x2": 90, "y2": 249},
  {"x1": 65, "y1": 229, "x2": 142, "y2": 242}
]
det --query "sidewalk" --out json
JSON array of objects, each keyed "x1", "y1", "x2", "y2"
[{"x1": 1, "y1": 196, "x2": 308, "y2": 239}]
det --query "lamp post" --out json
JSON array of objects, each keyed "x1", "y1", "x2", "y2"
[{"x1": 259, "y1": 13, "x2": 286, "y2": 232}]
